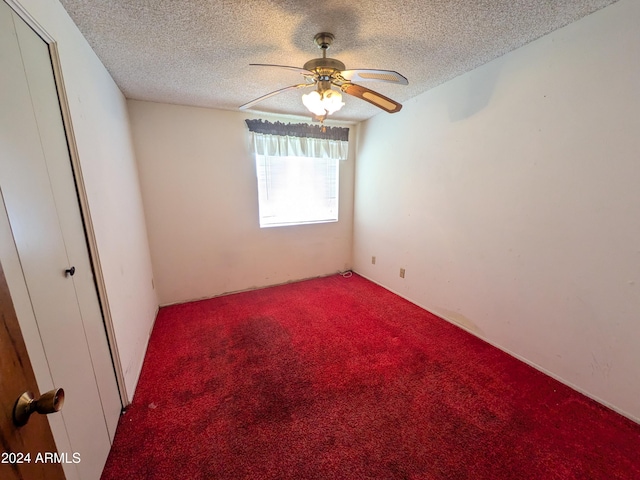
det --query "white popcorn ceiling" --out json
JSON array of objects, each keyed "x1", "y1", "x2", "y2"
[{"x1": 59, "y1": 0, "x2": 618, "y2": 122}]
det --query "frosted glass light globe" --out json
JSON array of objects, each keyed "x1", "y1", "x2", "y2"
[{"x1": 302, "y1": 88, "x2": 345, "y2": 116}]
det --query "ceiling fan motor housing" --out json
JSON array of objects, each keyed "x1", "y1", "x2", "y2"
[
  {"x1": 306, "y1": 31, "x2": 346, "y2": 84},
  {"x1": 303, "y1": 58, "x2": 346, "y2": 75}
]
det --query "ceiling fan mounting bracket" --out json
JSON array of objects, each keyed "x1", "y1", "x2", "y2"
[{"x1": 313, "y1": 32, "x2": 335, "y2": 51}]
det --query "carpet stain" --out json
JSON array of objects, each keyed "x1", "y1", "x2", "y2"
[
  {"x1": 430, "y1": 306, "x2": 483, "y2": 336},
  {"x1": 227, "y1": 317, "x2": 315, "y2": 426}
]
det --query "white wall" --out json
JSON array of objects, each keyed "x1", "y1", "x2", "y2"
[
  {"x1": 14, "y1": 0, "x2": 158, "y2": 400},
  {"x1": 353, "y1": 0, "x2": 640, "y2": 422},
  {"x1": 128, "y1": 101, "x2": 355, "y2": 305}
]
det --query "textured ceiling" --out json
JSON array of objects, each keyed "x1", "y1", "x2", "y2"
[{"x1": 59, "y1": 0, "x2": 617, "y2": 122}]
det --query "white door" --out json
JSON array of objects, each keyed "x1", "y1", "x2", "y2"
[{"x1": 0, "y1": 2, "x2": 121, "y2": 478}]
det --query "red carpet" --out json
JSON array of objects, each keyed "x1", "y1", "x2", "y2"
[{"x1": 101, "y1": 274, "x2": 640, "y2": 479}]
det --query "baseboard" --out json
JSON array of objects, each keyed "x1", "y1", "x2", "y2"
[
  {"x1": 158, "y1": 270, "x2": 351, "y2": 308},
  {"x1": 122, "y1": 304, "x2": 160, "y2": 407}
]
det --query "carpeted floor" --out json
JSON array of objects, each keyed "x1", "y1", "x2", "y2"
[{"x1": 101, "y1": 274, "x2": 640, "y2": 479}]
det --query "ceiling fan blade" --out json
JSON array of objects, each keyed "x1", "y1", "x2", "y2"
[
  {"x1": 249, "y1": 64, "x2": 314, "y2": 75},
  {"x1": 239, "y1": 83, "x2": 314, "y2": 110},
  {"x1": 340, "y1": 83, "x2": 403, "y2": 113},
  {"x1": 339, "y1": 69, "x2": 408, "y2": 85}
]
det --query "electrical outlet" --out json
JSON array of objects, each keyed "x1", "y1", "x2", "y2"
[
  {"x1": 372, "y1": 256, "x2": 376, "y2": 265},
  {"x1": 400, "y1": 268, "x2": 405, "y2": 278}
]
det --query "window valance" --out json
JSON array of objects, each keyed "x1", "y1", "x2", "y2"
[
  {"x1": 245, "y1": 119, "x2": 349, "y2": 160},
  {"x1": 245, "y1": 119, "x2": 349, "y2": 141}
]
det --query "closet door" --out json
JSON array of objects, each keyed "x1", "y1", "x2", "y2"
[{"x1": 0, "y1": 1, "x2": 120, "y2": 478}]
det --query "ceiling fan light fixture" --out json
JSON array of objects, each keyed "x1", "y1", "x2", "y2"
[
  {"x1": 302, "y1": 88, "x2": 345, "y2": 116},
  {"x1": 240, "y1": 32, "x2": 407, "y2": 117}
]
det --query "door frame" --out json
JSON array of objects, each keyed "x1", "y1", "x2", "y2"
[{"x1": 5, "y1": 0, "x2": 128, "y2": 406}]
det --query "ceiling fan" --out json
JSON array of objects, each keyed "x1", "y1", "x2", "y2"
[{"x1": 239, "y1": 32, "x2": 408, "y2": 121}]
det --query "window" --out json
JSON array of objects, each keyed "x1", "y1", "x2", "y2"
[
  {"x1": 245, "y1": 119, "x2": 349, "y2": 229},
  {"x1": 256, "y1": 154, "x2": 339, "y2": 228}
]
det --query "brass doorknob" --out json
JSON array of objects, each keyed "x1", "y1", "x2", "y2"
[{"x1": 13, "y1": 388, "x2": 65, "y2": 427}]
